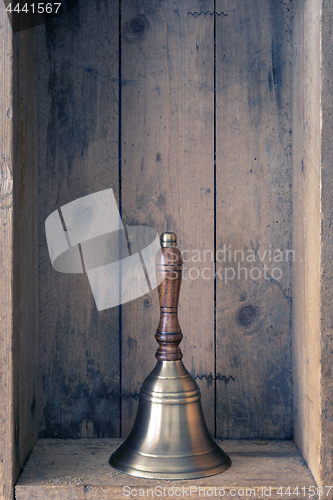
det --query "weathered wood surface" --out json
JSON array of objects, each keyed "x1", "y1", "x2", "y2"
[
  {"x1": 13, "y1": 25, "x2": 39, "y2": 473},
  {"x1": 1, "y1": 5, "x2": 40, "y2": 499},
  {"x1": 292, "y1": 0, "x2": 322, "y2": 485},
  {"x1": 15, "y1": 439, "x2": 318, "y2": 500},
  {"x1": 318, "y1": 0, "x2": 333, "y2": 487},
  {"x1": 215, "y1": 0, "x2": 293, "y2": 439},
  {"x1": 27, "y1": 0, "x2": 332, "y2": 487},
  {"x1": 37, "y1": 0, "x2": 120, "y2": 438},
  {"x1": 0, "y1": 0, "x2": 332, "y2": 495},
  {"x1": 0, "y1": 5, "x2": 15, "y2": 499},
  {"x1": 120, "y1": 0, "x2": 215, "y2": 436},
  {"x1": 36, "y1": 0, "x2": 296, "y2": 444}
]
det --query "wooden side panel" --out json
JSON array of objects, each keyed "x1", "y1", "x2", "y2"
[
  {"x1": 37, "y1": 1, "x2": 120, "y2": 438},
  {"x1": 292, "y1": 0, "x2": 321, "y2": 484},
  {"x1": 320, "y1": 0, "x2": 333, "y2": 486},
  {"x1": 215, "y1": 0, "x2": 293, "y2": 438},
  {"x1": 120, "y1": 0, "x2": 215, "y2": 436},
  {"x1": 0, "y1": 5, "x2": 15, "y2": 498},
  {"x1": 13, "y1": 26, "x2": 39, "y2": 471},
  {"x1": 1, "y1": 6, "x2": 40, "y2": 497}
]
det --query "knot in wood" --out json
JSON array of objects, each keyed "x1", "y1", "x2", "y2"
[{"x1": 129, "y1": 16, "x2": 148, "y2": 36}]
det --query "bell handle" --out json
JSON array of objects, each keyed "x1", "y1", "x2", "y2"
[{"x1": 155, "y1": 232, "x2": 183, "y2": 361}]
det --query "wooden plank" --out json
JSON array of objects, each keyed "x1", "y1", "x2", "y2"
[
  {"x1": 292, "y1": 0, "x2": 321, "y2": 485},
  {"x1": 1, "y1": 6, "x2": 39, "y2": 498},
  {"x1": 319, "y1": 0, "x2": 333, "y2": 486},
  {"x1": 120, "y1": 0, "x2": 215, "y2": 437},
  {"x1": 15, "y1": 438, "x2": 318, "y2": 499},
  {"x1": 0, "y1": 4, "x2": 16, "y2": 499},
  {"x1": 37, "y1": 0, "x2": 120, "y2": 438},
  {"x1": 13, "y1": 24, "x2": 39, "y2": 471},
  {"x1": 215, "y1": 1, "x2": 293, "y2": 438}
]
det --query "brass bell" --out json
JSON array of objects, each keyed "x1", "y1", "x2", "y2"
[{"x1": 109, "y1": 232, "x2": 231, "y2": 479}]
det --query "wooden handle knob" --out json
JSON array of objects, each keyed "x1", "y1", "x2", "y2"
[{"x1": 155, "y1": 233, "x2": 183, "y2": 361}]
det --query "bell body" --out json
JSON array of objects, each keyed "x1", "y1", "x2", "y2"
[
  {"x1": 109, "y1": 360, "x2": 231, "y2": 479},
  {"x1": 109, "y1": 232, "x2": 231, "y2": 478}
]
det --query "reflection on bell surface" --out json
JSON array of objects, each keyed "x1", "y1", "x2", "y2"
[
  {"x1": 109, "y1": 232, "x2": 231, "y2": 479},
  {"x1": 110, "y1": 359, "x2": 231, "y2": 479}
]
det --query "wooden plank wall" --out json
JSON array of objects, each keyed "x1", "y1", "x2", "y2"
[
  {"x1": 37, "y1": 1, "x2": 293, "y2": 440},
  {"x1": 120, "y1": 0, "x2": 215, "y2": 436},
  {"x1": 37, "y1": 0, "x2": 121, "y2": 438},
  {"x1": 215, "y1": 0, "x2": 293, "y2": 438}
]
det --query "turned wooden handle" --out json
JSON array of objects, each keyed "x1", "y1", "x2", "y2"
[{"x1": 155, "y1": 232, "x2": 183, "y2": 361}]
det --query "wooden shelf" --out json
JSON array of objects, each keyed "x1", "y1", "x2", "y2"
[{"x1": 15, "y1": 439, "x2": 318, "y2": 499}]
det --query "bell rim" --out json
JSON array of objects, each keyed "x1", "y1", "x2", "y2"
[{"x1": 109, "y1": 452, "x2": 231, "y2": 480}]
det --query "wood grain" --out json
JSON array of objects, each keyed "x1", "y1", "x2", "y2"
[
  {"x1": 215, "y1": 0, "x2": 293, "y2": 439},
  {"x1": 0, "y1": 0, "x2": 331, "y2": 493},
  {"x1": 316, "y1": 0, "x2": 333, "y2": 486},
  {"x1": 1, "y1": 7, "x2": 40, "y2": 499},
  {"x1": 120, "y1": 0, "x2": 216, "y2": 437},
  {"x1": 13, "y1": 24, "x2": 39, "y2": 473},
  {"x1": 37, "y1": 0, "x2": 121, "y2": 438},
  {"x1": 0, "y1": 5, "x2": 15, "y2": 498},
  {"x1": 292, "y1": 0, "x2": 321, "y2": 485},
  {"x1": 15, "y1": 438, "x2": 318, "y2": 499}
]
